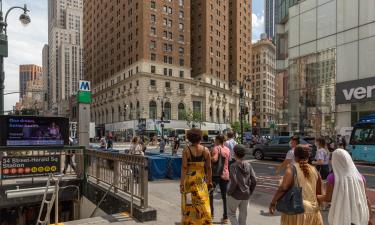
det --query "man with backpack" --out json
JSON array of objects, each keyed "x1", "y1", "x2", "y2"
[
  {"x1": 210, "y1": 134, "x2": 231, "y2": 224},
  {"x1": 227, "y1": 144, "x2": 257, "y2": 225}
]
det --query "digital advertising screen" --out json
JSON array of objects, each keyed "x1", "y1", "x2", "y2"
[{"x1": 0, "y1": 116, "x2": 69, "y2": 146}]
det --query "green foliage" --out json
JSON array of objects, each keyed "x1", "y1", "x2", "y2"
[
  {"x1": 182, "y1": 109, "x2": 205, "y2": 128},
  {"x1": 230, "y1": 121, "x2": 251, "y2": 134}
]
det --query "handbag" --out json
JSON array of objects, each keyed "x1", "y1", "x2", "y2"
[
  {"x1": 212, "y1": 146, "x2": 225, "y2": 178},
  {"x1": 276, "y1": 165, "x2": 305, "y2": 215}
]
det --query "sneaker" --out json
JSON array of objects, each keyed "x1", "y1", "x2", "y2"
[{"x1": 221, "y1": 218, "x2": 229, "y2": 224}]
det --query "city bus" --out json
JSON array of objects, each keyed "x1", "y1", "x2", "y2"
[{"x1": 349, "y1": 114, "x2": 375, "y2": 162}]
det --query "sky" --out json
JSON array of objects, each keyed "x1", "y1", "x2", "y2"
[
  {"x1": 3, "y1": 0, "x2": 264, "y2": 112},
  {"x1": 3, "y1": 0, "x2": 47, "y2": 112}
]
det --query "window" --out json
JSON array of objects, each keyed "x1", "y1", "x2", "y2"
[
  {"x1": 168, "y1": 19, "x2": 172, "y2": 27},
  {"x1": 179, "y1": 11, "x2": 184, "y2": 18},
  {"x1": 151, "y1": 53, "x2": 156, "y2": 61},
  {"x1": 179, "y1": 47, "x2": 184, "y2": 54},
  {"x1": 179, "y1": 58, "x2": 184, "y2": 66},
  {"x1": 163, "y1": 30, "x2": 168, "y2": 38},
  {"x1": 165, "y1": 81, "x2": 170, "y2": 88},
  {"x1": 164, "y1": 102, "x2": 171, "y2": 120},
  {"x1": 179, "y1": 23, "x2": 184, "y2": 30},
  {"x1": 163, "y1": 6, "x2": 167, "y2": 13},
  {"x1": 151, "y1": 66, "x2": 156, "y2": 73},
  {"x1": 179, "y1": 0, "x2": 184, "y2": 7},
  {"x1": 163, "y1": 18, "x2": 167, "y2": 26},
  {"x1": 179, "y1": 83, "x2": 184, "y2": 89},
  {"x1": 150, "y1": 40, "x2": 156, "y2": 49},
  {"x1": 168, "y1": 7, "x2": 172, "y2": 14},
  {"x1": 164, "y1": 55, "x2": 168, "y2": 63},
  {"x1": 150, "y1": 79, "x2": 156, "y2": 86},
  {"x1": 151, "y1": 1, "x2": 156, "y2": 9},
  {"x1": 163, "y1": 43, "x2": 168, "y2": 51},
  {"x1": 149, "y1": 101, "x2": 157, "y2": 119},
  {"x1": 151, "y1": 14, "x2": 156, "y2": 23},
  {"x1": 168, "y1": 69, "x2": 172, "y2": 76},
  {"x1": 168, "y1": 56, "x2": 172, "y2": 64},
  {"x1": 179, "y1": 35, "x2": 184, "y2": 42},
  {"x1": 178, "y1": 103, "x2": 185, "y2": 120},
  {"x1": 179, "y1": 71, "x2": 184, "y2": 78},
  {"x1": 151, "y1": 27, "x2": 156, "y2": 35},
  {"x1": 193, "y1": 101, "x2": 201, "y2": 114},
  {"x1": 163, "y1": 68, "x2": 168, "y2": 75}
]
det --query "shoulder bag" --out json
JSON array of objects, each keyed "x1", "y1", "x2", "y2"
[
  {"x1": 212, "y1": 146, "x2": 225, "y2": 178},
  {"x1": 276, "y1": 165, "x2": 305, "y2": 215}
]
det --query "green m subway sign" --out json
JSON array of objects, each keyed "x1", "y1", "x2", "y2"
[{"x1": 77, "y1": 80, "x2": 92, "y2": 103}]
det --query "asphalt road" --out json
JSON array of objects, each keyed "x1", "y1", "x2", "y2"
[{"x1": 246, "y1": 157, "x2": 375, "y2": 189}]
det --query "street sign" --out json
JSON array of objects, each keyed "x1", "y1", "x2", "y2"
[
  {"x1": 0, "y1": 33, "x2": 8, "y2": 57},
  {"x1": 156, "y1": 120, "x2": 170, "y2": 124},
  {"x1": 77, "y1": 91, "x2": 92, "y2": 103},
  {"x1": 79, "y1": 80, "x2": 91, "y2": 92}
]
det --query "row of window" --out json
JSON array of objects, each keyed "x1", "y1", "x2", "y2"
[{"x1": 149, "y1": 79, "x2": 185, "y2": 90}]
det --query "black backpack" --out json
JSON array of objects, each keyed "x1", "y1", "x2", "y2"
[{"x1": 212, "y1": 146, "x2": 225, "y2": 178}]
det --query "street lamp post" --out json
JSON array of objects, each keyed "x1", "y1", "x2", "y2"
[
  {"x1": 0, "y1": 0, "x2": 30, "y2": 115},
  {"x1": 157, "y1": 95, "x2": 168, "y2": 139},
  {"x1": 239, "y1": 75, "x2": 251, "y2": 144}
]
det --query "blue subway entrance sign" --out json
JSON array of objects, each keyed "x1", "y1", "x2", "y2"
[{"x1": 79, "y1": 80, "x2": 91, "y2": 92}]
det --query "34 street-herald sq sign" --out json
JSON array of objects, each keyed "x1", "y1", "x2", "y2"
[{"x1": 336, "y1": 77, "x2": 375, "y2": 104}]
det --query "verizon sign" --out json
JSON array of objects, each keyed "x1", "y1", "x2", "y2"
[{"x1": 336, "y1": 77, "x2": 375, "y2": 104}]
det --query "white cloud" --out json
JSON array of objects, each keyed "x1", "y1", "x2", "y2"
[
  {"x1": 252, "y1": 12, "x2": 265, "y2": 43},
  {"x1": 2, "y1": 0, "x2": 47, "y2": 112}
]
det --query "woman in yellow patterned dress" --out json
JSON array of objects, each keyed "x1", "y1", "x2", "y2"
[
  {"x1": 180, "y1": 128, "x2": 213, "y2": 225},
  {"x1": 269, "y1": 145, "x2": 323, "y2": 225}
]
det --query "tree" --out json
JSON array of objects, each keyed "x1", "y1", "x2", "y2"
[
  {"x1": 230, "y1": 120, "x2": 251, "y2": 134},
  {"x1": 182, "y1": 109, "x2": 205, "y2": 128}
]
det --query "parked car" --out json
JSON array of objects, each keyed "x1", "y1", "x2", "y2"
[{"x1": 253, "y1": 136, "x2": 316, "y2": 160}]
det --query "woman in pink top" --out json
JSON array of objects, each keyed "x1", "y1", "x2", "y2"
[{"x1": 210, "y1": 134, "x2": 231, "y2": 224}]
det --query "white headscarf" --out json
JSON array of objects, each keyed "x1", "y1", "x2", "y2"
[{"x1": 328, "y1": 148, "x2": 369, "y2": 225}]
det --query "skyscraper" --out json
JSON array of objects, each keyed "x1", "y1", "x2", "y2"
[
  {"x1": 48, "y1": 0, "x2": 83, "y2": 114},
  {"x1": 265, "y1": 0, "x2": 275, "y2": 39},
  {"x1": 42, "y1": 44, "x2": 50, "y2": 113},
  {"x1": 19, "y1": 64, "x2": 42, "y2": 98},
  {"x1": 229, "y1": 0, "x2": 252, "y2": 88}
]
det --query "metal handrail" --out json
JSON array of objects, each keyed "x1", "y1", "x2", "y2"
[
  {"x1": 85, "y1": 149, "x2": 148, "y2": 208},
  {"x1": 90, "y1": 183, "x2": 114, "y2": 218}
]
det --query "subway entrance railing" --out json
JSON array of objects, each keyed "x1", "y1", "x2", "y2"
[
  {"x1": 85, "y1": 149, "x2": 149, "y2": 209},
  {"x1": 0, "y1": 146, "x2": 152, "y2": 222}
]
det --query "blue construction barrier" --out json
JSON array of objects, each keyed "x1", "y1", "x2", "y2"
[
  {"x1": 162, "y1": 155, "x2": 182, "y2": 180},
  {"x1": 147, "y1": 156, "x2": 168, "y2": 181}
]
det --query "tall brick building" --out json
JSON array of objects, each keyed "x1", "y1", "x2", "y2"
[{"x1": 83, "y1": 0, "x2": 253, "y2": 138}]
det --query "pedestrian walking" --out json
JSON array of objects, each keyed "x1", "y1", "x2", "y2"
[
  {"x1": 180, "y1": 128, "x2": 212, "y2": 225},
  {"x1": 313, "y1": 137, "x2": 330, "y2": 179},
  {"x1": 269, "y1": 145, "x2": 323, "y2": 225},
  {"x1": 336, "y1": 134, "x2": 347, "y2": 150},
  {"x1": 224, "y1": 130, "x2": 237, "y2": 164},
  {"x1": 129, "y1": 136, "x2": 144, "y2": 156},
  {"x1": 210, "y1": 134, "x2": 231, "y2": 224},
  {"x1": 173, "y1": 136, "x2": 180, "y2": 156},
  {"x1": 317, "y1": 148, "x2": 372, "y2": 225},
  {"x1": 227, "y1": 144, "x2": 257, "y2": 225},
  {"x1": 275, "y1": 135, "x2": 299, "y2": 175},
  {"x1": 159, "y1": 138, "x2": 166, "y2": 153},
  {"x1": 99, "y1": 137, "x2": 107, "y2": 149},
  {"x1": 107, "y1": 136, "x2": 113, "y2": 149}
]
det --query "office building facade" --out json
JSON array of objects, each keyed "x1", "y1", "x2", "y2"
[
  {"x1": 251, "y1": 36, "x2": 276, "y2": 130},
  {"x1": 276, "y1": 0, "x2": 375, "y2": 137},
  {"x1": 19, "y1": 64, "x2": 42, "y2": 98},
  {"x1": 84, "y1": 0, "x2": 254, "y2": 138},
  {"x1": 48, "y1": 0, "x2": 84, "y2": 115},
  {"x1": 265, "y1": 0, "x2": 275, "y2": 39}
]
